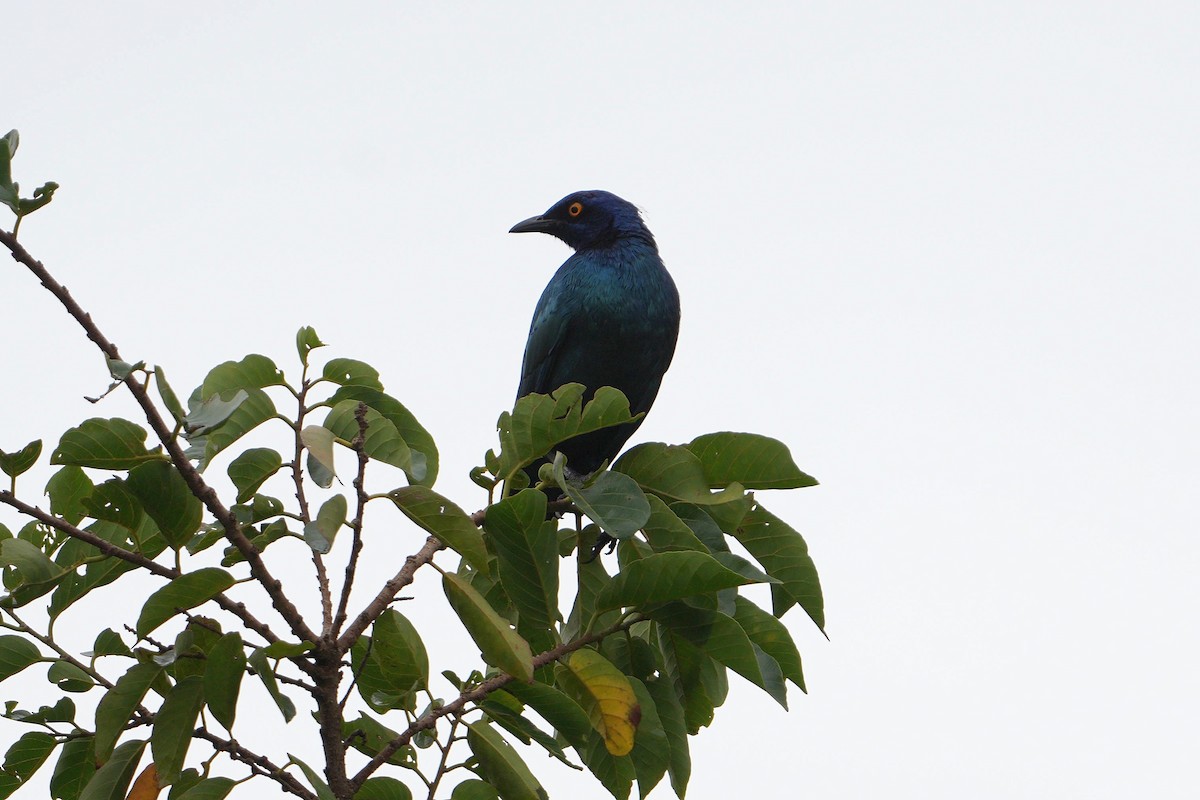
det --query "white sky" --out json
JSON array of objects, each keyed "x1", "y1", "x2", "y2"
[{"x1": 3, "y1": 3, "x2": 1197, "y2": 799}]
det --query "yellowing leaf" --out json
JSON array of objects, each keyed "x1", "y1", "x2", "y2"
[
  {"x1": 125, "y1": 762, "x2": 161, "y2": 800},
  {"x1": 558, "y1": 649, "x2": 640, "y2": 756}
]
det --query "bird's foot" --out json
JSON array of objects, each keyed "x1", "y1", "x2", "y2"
[{"x1": 585, "y1": 532, "x2": 618, "y2": 563}]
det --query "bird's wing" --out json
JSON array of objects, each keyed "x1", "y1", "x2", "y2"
[{"x1": 517, "y1": 292, "x2": 575, "y2": 398}]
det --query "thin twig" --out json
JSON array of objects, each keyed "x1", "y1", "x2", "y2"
[
  {"x1": 333, "y1": 403, "x2": 371, "y2": 636},
  {"x1": 4, "y1": 608, "x2": 115, "y2": 690},
  {"x1": 195, "y1": 729, "x2": 317, "y2": 800},
  {"x1": 290, "y1": 377, "x2": 334, "y2": 637},
  {"x1": 425, "y1": 712, "x2": 461, "y2": 800}
]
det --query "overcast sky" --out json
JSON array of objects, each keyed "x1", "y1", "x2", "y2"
[{"x1": 3, "y1": 4, "x2": 1197, "y2": 799}]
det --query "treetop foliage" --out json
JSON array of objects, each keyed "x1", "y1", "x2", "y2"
[{"x1": 0, "y1": 131, "x2": 825, "y2": 800}]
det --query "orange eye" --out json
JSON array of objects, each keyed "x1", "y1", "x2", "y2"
[{"x1": 568, "y1": 201, "x2": 583, "y2": 217}]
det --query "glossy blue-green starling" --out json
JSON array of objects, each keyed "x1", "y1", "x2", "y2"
[{"x1": 510, "y1": 190, "x2": 681, "y2": 489}]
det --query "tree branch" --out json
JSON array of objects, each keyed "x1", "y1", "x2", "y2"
[
  {"x1": 336, "y1": 535, "x2": 444, "y2": 654},
  {"x1": 0, "y1": 490, "x2": 290, "y2": 652},
  {"x1": 1, "y1": 229, "x2": 317, "y2": 645}
]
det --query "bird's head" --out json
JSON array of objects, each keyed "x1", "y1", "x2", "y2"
[{"x1": 509, "y1": 190, "x2": 654, "y2": 251}]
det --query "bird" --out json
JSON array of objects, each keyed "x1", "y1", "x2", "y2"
[{"x1": 509, "y1": 189, "x2": 681, "y2": 512}]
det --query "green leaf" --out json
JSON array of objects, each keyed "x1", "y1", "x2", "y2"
[
  {"x1": 494, "y1": 384, "x2": 641, "y2": 484},
  {"x1": 349, "y1": 638, "x2": 403, "y2": 714},
  {"x1": 49, "y1": 518, "x2": 168, "y2": 619},
  {"x1": 182, "y1": 390, "x2": 248, "y2": 434},
  {"x1": 387, "y1": 487, "x2": 488, "y2": 572},
  {"x1": 126, "y1": 461, "x2": 203, "y2": 549},
  {"x1": 0, "y1": 439, "x2": 41, "y2": 479},
  {"x1": 80, "y1": 479, "x2": 143, "y2": 533},
  {"x1": 553, "y1": 456, "x2": 650, "y2": 540},
  {"x1": 732, "y1": 501, "x2": 824, "y2": 631},
  {"x1": 465, "y1": 721, "x2": 547, "y2": 800},
  {"x1": 290, "y1": 755, "x2": 334, "y2": 800},
  {"x1": 200, "y1": 354, "x2": 286, "y2": 398},
  {"x1": 154, "y1": 368, "x2": 187, "y2": 423},
  {"x1": 203, "y1": 633, "x2": 245, "y2": 732},
  {"x1": 733, "y1": 596, "x2": 806, "y2": 691},
  {"x1": 247, "y1": 648, "x2": 295, "y2": 722},
  {"x1": 136, "y1": 568, "x2": 235, "y2": 639},
  {"x1": 324, "y1": 400, "x2": 420, "y2": 479},
  {"x1": 79, "y1": 738, "x2": 145, "y2": 800},
  {"x1": 172, "y1": 777, "x2": 236, "y2": 800},
  {"x1": 342, "y1": 714, "x2": 414, "y2": 767},
  {"x1": 90, "y1": 629, "x2": 132, "y2": 658},
  {"x1": 656, "y1": 627, "x2": 725, "y2": 734},
  {"x1": 166, "y1": 771, "x2": 203, "y2": 799},
  {"x1": 443, "y1": 573, "x2": 533, "y2": 683},
  {"x1": 321, "y1": 357, "x2": 383, "y2": 390},
  {"x1": 613, "y1": 443, "x2": 743, "y2": 505},
  {"x1": 0, "y1": 131, "x2": 16, "y2": 185},
  {"x1": 192, "y1": 389, "x2": 276, "y2": 470},
  {"x1": 152, "y1": 676, "x2": 205, "y2": 786},
  {"x1": 226, "y1": 448, "x2": 283, "y2": 503},
  {"x1": 51, "y1": 418, "x2": 161, "y2": 470},
  {"x1": 4, "y1": 697, "x2": 76, "y2": 725},
  {"x1": 105, "y1": 359, "x2": 142, "y2": 381},
  {"x1": 594, "y1": 551, "x2": 768, "y2": 613},
  {"x1": 651, "y1": 602, "x2": 788, "y2": 708},
  {"x1": 450, "y1": 780, "x2": 498, "y2": 800},
  {"x1": 303, "y1": 494, "x2": 347, "y2": 554},
  {"x1": 0, "y1": 539, "x2": 69, "y2": 605},
  {"x1": 258, "y1": 640, "x2": 314, "y2": 659},
  {"x1": 626, "y1": 677, "x2": 668, "y2": 797},
  {"x1": 641, "y1": 495, "x2": 706, "y2": 553},
  {"x1": 301, "y1": 425, "x2": 337, "y2": 488},
  {"x1": 483, "y1": 489, "x2": 560, "y2": 646},
  {"x1": 49, "y1": 736, "x2": 95, "y2": 800},
  {"x1": 45, "y1": 466, "x2": 93, "y2": 526},
  {"x1": 15, "y1": 182, "x2": 57, "y2": 216},
  {"x1": 326, "y1": 386, "x2": 439, "y2": 487},
  {"x1": 295, "y1": 326, "x2": 325, "y2": 367},
  {"x1": 670, "y1": 503, "x2": 730, "y2": 552},
  {"x1": 47, "y1": 660, "x2": 94, "y2": 692},
  {"x1": 94, "y1": 663, "x2": 161, "y2": 760},
  {"x1": 1, "y1": 731, "x2": 55, "y2": 787},
  {"x1": 687, "y1": 432, "x2": 818, "y2": 489},
  {"x1": 478, "y1": 693, "x2": 578, "y2": 769},
  {"x1": 501, "y1": 682, "x2": 596, "y2": 758},
  {"x1": 219, "y1": 519, "x2": 291, "y2": 565},
  {"x1": 645, "y1": 676, "x2": 690, "y2": 797},
  {"x1": 230, "y1": 494, "x2": 284, "y2": 525},
  {"x1": 356, "y1": 776, "x2": 413, "y2": 800},
  {"x1": 366, "y1": 610, "x2": 429, "y2": 710}
]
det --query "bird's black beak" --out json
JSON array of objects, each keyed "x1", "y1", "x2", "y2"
[{"x1": 509, "y1": 215, "x2": 558, "y2": 234}]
